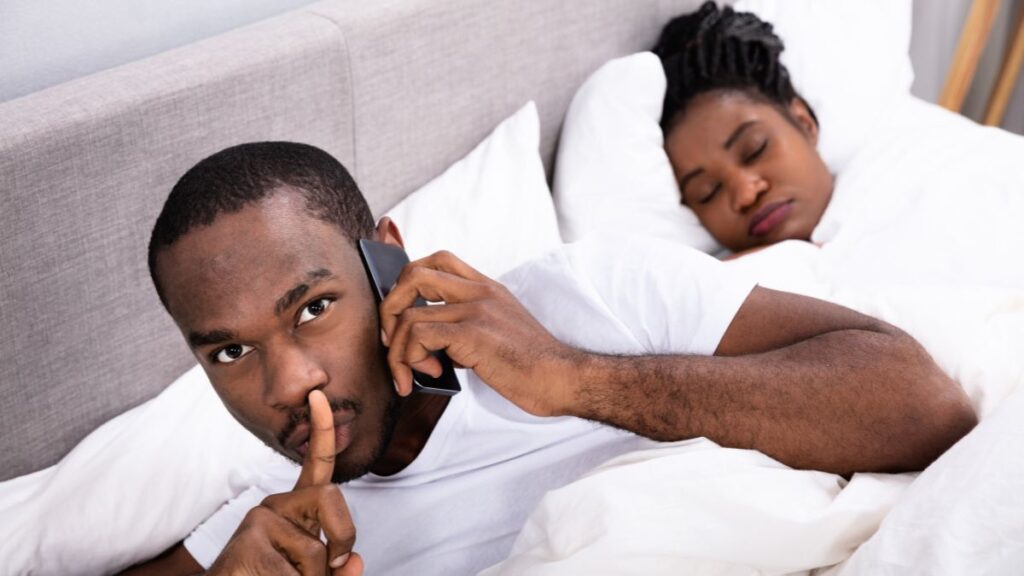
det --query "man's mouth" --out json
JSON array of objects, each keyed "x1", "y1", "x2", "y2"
[
  {"x1": 748, "y1": 200, "x2": 794, "y2": 237},
  {"x1": 286, "y1": 411, "x2": 358, "y2": 458}
]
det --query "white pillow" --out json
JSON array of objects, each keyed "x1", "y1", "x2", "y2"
[
  {"x1": 553, "y1": 0, "x2": 913, "y2": 252},
  {"x1": 736, "y1": 0, "x2": 914, "y2": 171},
  {"x1": 0, "y1": 365, "x2": 277, "y2": 575},
  {"x1": 386, "y1": 100, "x2": 562, "y2": 279},
  {"x1": 0, "y1": 101, "x2": 561, "y2": 575},
  {"x1": 553, "y1": 52, "x2": 719, "y2": 253}
]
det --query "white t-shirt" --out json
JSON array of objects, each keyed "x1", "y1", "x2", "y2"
[{"x1": 184, "y1": 236, "x2": 755, "y2": 574}]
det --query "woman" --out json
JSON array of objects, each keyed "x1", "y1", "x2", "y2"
[{"x1": 654, "y1": 1, "x2": 833, "y2": 254}]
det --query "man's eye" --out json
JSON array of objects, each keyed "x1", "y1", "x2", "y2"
[
  {"x1": 298, "y1": 297, "x2": 334, "y2": 325},
  {"x1": 213, "y1": 343, "x2": 253, "y2": 364}
]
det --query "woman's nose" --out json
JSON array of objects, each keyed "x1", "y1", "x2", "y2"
[
  {"x1": 263, "y1": 341, "x2": 329, "y2": 409},
  {"x1": 730, "y1": 173, "x2": 769, "y2": 213}
]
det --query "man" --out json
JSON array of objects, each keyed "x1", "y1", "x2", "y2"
[{"x1": 128, "y1": 142, "x2": 975, "y2": 575}]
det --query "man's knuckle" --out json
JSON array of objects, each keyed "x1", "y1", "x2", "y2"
[
  {"x1": 481, "y1": 282, "x2": 503, "y2": 299},
  {"x1": 334, "y1": 524, "x2": 358, "y2": 550},
  {"x1": 408, "y1": 321, "x2": 423, "y2": 337},
  {"x1": 407, "y1": 265, "x2": 427, "y2": 282},
  {"x1": 303, "y1": 538, "x2": 327, "y2": 562},
  {"x1": 318, "y1": 484, "x2": 340, "y2": 500},
  {"x1": 251, "y1": 502, "x2": 276, "y2": 519},
  {"x1": 397, "y1": 306, "x2": 419, "y2": 326},
  {"x1": 314, "y1": 453, "x2": 336, "y2": 467},
  {"x1": 471, "y1": 300, "x2": 491, "y2": 316}
]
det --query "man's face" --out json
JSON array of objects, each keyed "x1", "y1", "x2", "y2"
[
  {"x1": 664, "y1": 90, "x2": 834, "y2": 252},
  {"x1": 156, "y1": 190, "x2": 398, "y2": 482}
]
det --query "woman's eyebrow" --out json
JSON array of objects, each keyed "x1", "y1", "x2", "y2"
[
  {"x1": 724, "y1": 120, "x2": 758, "y2": 150},
  {"x1": 679, "y1": 168, "x2": 704, "y2": 195}
]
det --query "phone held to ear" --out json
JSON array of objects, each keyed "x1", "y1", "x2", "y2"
[{"x1": 358, "y1": 239, "x2": 462, "y2": 396}]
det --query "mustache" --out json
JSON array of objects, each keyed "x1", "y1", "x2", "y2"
[{"x1": 277, "y1": 396, "x2": 362, "y2": 448}]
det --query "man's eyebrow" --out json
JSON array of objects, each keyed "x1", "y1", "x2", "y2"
[
  {"x1": 274, "y1": 268, "x2": 335, "y2": 315},
  {"x1": 188, "y1": 328, "x2": 237, "y2": 349},
  {"x1": 724, "y1": 120, "x2": 758, "y2": 150}
]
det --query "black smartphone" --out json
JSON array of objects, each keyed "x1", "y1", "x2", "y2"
[{"x1": 357, "y1": 239, "x2": 461, "y2": 396}]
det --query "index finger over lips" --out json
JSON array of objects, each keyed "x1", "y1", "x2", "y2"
[{"x1": 295, "y1": 389, "x2": 336, "y2": 490}]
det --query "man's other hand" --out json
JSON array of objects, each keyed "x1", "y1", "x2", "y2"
[
  {"x1": 208, "y1": 390, "x2": 363, "y2": 576},
  {"x1": 380, "y1": 250, "x2": 578, "y2": 417}
]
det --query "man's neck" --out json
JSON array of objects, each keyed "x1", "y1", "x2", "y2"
[{"x1": 370, "y1": 392, "x2": 450, "y2": 476}]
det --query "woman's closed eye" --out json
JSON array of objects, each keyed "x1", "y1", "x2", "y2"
[
  {"x1": 743, "y1": 139, "x2": 768, "y2": 164},
  {"x1": 298, "y1": 297, "x2": 335, "y2": 325},
  {"x1": 700, "y1": 183, "x2": 722, "y2": 205}
]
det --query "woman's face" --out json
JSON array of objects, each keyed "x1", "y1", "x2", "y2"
[{"x1": 664, "y1": 90, "x2": 833, "y2": 252}]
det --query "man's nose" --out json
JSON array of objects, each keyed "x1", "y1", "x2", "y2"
[
  {"x1": 263, "y1": 341, "x2": 329, "y2": 409},
  {"x1": 730, "y1": 172, "x2": 769, "y2": 213}
]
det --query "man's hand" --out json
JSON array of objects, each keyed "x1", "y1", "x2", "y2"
[
  {"x1": 380, "y1": 250, "x2": 577, "y2": 417},
  {"x1": 207, "y1": 390, "x2": 363, "y2": 576}
]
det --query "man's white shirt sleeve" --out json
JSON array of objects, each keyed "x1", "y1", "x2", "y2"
[
  {"x1": 564, "y1": 236, "x2": 756, "y2": 355},
  {"x1": 183, "y1": 483, "x2": 270, "y2": 569}
]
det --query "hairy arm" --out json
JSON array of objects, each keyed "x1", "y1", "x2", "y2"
[
  {"x1": 382, "y1": 251, "x2": 977, "y2": 476},
  {"x1": 563, "y1": 287, "x2": 978, "y2": 474}
]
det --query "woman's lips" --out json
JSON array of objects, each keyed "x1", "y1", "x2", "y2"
[{"x1": 748, "y1": 200, "x2": 794, "y2": 237}]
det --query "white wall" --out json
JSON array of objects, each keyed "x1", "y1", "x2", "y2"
[
  {"x1": 3, "y1": 0, "x2": 1023, "y2": 133},
  {"x1": 0, "y1": 0, "x2": 319, "y2": 102}
]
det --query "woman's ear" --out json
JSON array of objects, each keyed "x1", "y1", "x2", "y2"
[
  {"x1": 374, "y1": 216, "x2": 405, "y2": 249},
  {"x1": 788, "y1": 97, "x2": 819, "y2": 146}
]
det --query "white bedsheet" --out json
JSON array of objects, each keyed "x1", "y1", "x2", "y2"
[{"x1": 484, "y1": 97, "x2": 1024, "y2": 574}]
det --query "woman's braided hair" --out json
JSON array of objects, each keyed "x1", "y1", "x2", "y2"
[{"x1": 653, "y1": 1, "x2": 816, "y2": 130}]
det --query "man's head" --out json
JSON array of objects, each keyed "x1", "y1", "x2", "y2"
[
  {"x1": 654, "y1": 1, "x2": 833, "y2": 252},
  {"x1": 149, "y1": 142, "x2": 403, "y2": 482}
]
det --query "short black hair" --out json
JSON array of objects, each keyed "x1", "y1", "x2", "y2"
[
  {"x1": 148, "y1": 141, "x2": 374, "y2": 309},
  {"x1": 653, "y1": 1, "x2": 816, "y2": 129}
]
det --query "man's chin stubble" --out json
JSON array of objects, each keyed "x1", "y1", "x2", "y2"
[{"x1": 330, "y1": 392, "x2": 402, "y2": 484}]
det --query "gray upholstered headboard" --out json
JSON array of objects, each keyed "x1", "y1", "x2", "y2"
[{"x1": 0, "y1": 0, "x2": 703, "y2": 481}]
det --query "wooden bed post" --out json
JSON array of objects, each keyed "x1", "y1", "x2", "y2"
[
  {"x1": 938, "y1": 0, "x2": 1002, "y2": 112},
  {"x1": 983, "y1": 3, "x2": 1024, "y2": 125}
]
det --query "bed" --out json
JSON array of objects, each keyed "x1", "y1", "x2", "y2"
[{"x1": 2, "y1": 0, "x2": 1023, "y2": 574}]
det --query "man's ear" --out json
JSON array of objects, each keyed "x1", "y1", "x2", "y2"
[
  {"x1": 374, "y1": 216, "x2": 405, "y2": 249},
  {"x1": 788, "y1": 97, "x2": 819, "y2": 146}
]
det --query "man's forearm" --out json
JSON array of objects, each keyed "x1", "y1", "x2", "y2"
[{"x1": 562, "y1": 327, "x2": 977, "y2": 474}]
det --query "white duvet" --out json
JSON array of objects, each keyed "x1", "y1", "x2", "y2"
[{"x1": 484, "y1": 98, "x2": 1024, "y2": 575}]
